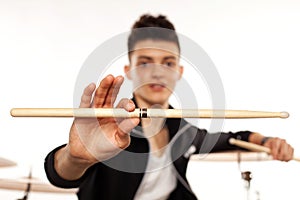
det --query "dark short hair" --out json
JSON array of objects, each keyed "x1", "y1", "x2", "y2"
[{"x1": 128, "y1": 14, "x2": 180, "y2": 57}]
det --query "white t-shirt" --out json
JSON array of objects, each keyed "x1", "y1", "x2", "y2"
[{"x1": 134, "y1": 149, "x2": 177, "y2": 200}]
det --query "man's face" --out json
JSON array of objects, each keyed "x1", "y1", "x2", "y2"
[{"x1": 125, "y1": 40, "x2": 183, "y2": 107}]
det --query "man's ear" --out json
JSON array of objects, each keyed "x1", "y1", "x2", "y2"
[
  {"x1": 124, "y1": 65, "x2": 132, "y2": 80},
  {"x1": 178, "y1": 65, "x2": 184, "y2": 80}
]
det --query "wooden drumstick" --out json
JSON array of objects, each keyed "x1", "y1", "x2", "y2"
[
  {"x1": 229, "y1": 138, "x2": 300, "y2": 162},
  {"x1": 10, "y1": 108, "x2": 289, "y2": 119}
]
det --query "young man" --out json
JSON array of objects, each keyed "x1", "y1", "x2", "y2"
[{"x1": 44, "y1": 14, "x2": 294, "y2": 200}]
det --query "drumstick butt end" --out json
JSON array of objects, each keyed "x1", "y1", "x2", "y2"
[
  {"x1": 228, "y1": 138, "x2": 236, "y2": 145},
  {"x1": 10, "y1": 108, "x2": 16, "y2": 117}
]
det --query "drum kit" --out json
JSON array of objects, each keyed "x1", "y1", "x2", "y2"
[
  {"x1": 0, "y1": 152, "x2": 269, "y2": 200},
  {"x1": 0, "y1": 158, "x2": 77, "y2": 200},
  {"x1": 191, "y1": 150, "x2": 269, "y2": 200}
]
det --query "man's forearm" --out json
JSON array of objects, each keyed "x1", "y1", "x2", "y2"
[{"x1": 248, "y1": 132, "x2": 266, "y2": 145}]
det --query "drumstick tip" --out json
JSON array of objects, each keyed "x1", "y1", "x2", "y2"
[{"x1": 280, "y1": 111, "x2": 289, "y2": 119}]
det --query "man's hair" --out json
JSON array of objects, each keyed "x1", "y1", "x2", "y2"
[{"x1": 127, "y1": 14, "x2": 180, "y2": 56}]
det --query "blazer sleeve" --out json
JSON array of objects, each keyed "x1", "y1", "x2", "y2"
[
  {"x1": 44, "y1": 144, "x2": 89, "y2": 188},
  {"x1": 193, "y1": 128, "x2": 252, "y2": 153}
]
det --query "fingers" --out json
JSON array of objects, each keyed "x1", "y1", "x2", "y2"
[
  {"x1": 115, "y1": 98, "x2": 140, "y2": 138},
  {"x1": 80, "y1": 75, "x2": 124, "y2": 109},
  {"x1": 93, "y1": 75, "x2": 124, "y2": 108},
  {"x1": 105, "y1": 99, "x2": 140, "y2": 149},
  {"x1": 278, "y1": 140, "x2": 294, "y2": 161},
  {"x1": 265, "y1": 137, "x2": 294, "y2": 161},
  {"x1": 108, "y1": 76, "x2": 124, "y2": 107},
  {"x1": 116, "y1": 98, "x2": 136, "y2": 111},
  {"x1": 117, "y1": 117, "x2": 140, "y2": 137},
  {"x1": 79, "y1": 83, "x2": 96, "y2": 108}
]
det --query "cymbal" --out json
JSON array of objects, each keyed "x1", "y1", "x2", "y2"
[
  {"x1": 0, "y1": 157, "x2": 16, "y2": 167},
  {"x1": 190, "y1": 150, "x2": 272, "y2": 162},
  {"x1": 0, "y1": 177, "x2": 78, "y2": 194}
]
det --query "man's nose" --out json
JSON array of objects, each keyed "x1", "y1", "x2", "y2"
[{"x1": 151, "y1": 64, "x2": 164, "y2": 78}]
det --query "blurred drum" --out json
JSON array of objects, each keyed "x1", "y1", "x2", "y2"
[
  {"x1": 190, "y1": 150, "x2": 272, "y2": 162},
  {"x1": 0, "y1": 177, "x2": 77, "y2": 194},
  {"x1": 0, "y1": 157, "x2": 16, "y2": 167}
]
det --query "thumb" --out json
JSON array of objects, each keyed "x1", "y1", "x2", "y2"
[
  {"x1": 117, "y1": 117, "x2": 140, "y2": 135},
  {"x1": 115, "y1": 117, "x2": 139, "y2": 149}
]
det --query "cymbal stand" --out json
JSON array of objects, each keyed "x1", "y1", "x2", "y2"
[
  {"x1": 17, "y1": 168, "x2": 32, "y2": 200},
  {"x1": 241, "y1": 171, "x2": 252, "y2": 200},
  {"x1": 237, "y1": 151, "x2": 260, "y2": 200}
]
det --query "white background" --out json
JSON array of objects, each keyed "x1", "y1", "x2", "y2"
[{"x1": 0, "y1": 0, "x2": 299, "y2": 199}]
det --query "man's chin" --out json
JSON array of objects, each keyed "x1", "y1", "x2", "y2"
[{"x1": 146, "y1": 98, "x2": 169, "y2": 107}]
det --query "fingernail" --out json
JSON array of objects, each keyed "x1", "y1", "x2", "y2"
[{"x1": 128, "y1": 101, "x2": 135, "y2": 110}]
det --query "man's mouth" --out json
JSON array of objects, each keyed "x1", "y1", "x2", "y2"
[{"x1": 149, "y1": 83, "x2": 165, "y2": 90}]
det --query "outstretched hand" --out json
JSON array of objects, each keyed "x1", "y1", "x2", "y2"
[{"x1": 67, "y1": 75, "x2": 140, "y2": 164}]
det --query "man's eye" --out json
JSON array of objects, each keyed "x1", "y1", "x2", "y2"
[
  {"x1": 139, "y1": 62, "x2": 150, "y2": 67},
  {"x1": 165, "y1": 62, "x2": 175, "y2": 67}
]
